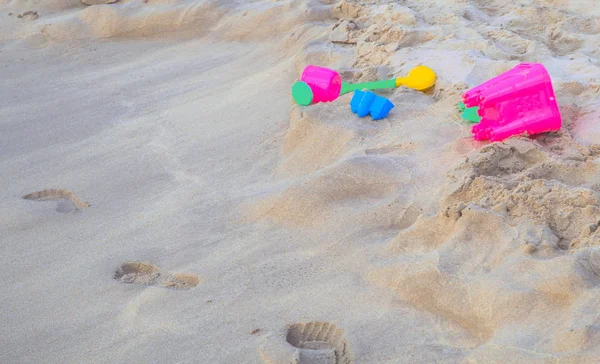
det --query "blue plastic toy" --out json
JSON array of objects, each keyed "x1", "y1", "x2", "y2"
[{"x1": 350, "y1": 90, "x2": 394, "y2": 120}]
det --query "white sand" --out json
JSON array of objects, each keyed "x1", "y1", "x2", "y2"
[{"x1": 1, "y1": 0, "x2": 600, "y2": 363}]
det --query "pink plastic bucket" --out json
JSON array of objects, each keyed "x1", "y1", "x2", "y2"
[{"x1": 300, "y1": 65, "x2": 342, "y2": 103}]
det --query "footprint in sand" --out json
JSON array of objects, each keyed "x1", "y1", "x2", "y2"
[
  {"x1": 114, "y1": 261, "x2": 200, "y2": 290},
  {"x1": 17, "y1": 11, "x2": 39, "y2": 20},
  {"x1": 22, "y1": 189, "x2": 90, "y2": 213},
  {"x1": 260, "y1": 321, "x2": 352, "y2": 364}
]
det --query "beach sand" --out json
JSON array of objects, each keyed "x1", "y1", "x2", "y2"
[{"x1": 1, "y1": 0, "x2": 600, "y2": 362}]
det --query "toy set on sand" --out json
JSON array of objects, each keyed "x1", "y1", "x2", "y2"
[
  {"x1": 290, "y1": 65, "x2": 436, "y2": 120},
  {"x1": 291, "y1": 62, "x2": 562, "y2": 141},
  {"x1": 291, "y1": 65, "x2": 436, "y2": 107}
]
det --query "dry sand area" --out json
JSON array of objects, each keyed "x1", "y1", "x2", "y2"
[{"x1": 1, "y1": 0, "x2": 600, "y2": 362}]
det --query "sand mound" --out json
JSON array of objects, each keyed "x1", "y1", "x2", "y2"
[
  {"x1": 443, "y1": 137, "x2": 600, "y2": 249},
  {"x1": 1, "y1": 0, "x2": 227, "y2": 41},
  {"x1": 250, "y1": 0, "x2": 600, "y2": 358},
  {"x1": 3, "y1": 0, "x2": 83, "y2": 13},
  {"x1": 278, "y1": 104, "x2": 361, "y2": 176},
  {"x1": 69, "y1": 0, "x2": 224, "y2": 39},
  {"x1": 369, "y1": 134, "x2": 600, "y2": 356},
  {"x1": 2, "y1": 0, "x2": 365, "y2": 41},
  {"x1": 249, "y1": 154, "x2": 409, "y2": 228}
]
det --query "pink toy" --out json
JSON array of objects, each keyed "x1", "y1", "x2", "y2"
[
  {"x1": 463, "y1": 63, "x2": 562, "y2": 142},
  {"x1": 299, "y1": 65, "x2": 342, "y2": 104}
]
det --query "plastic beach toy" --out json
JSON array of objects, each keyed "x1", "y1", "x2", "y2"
[
  {"x1": 341, "y1": 65, "x2": 436, "y2": 95},
  {"x1": 291, "y1": 65, "x2": 436, "y2": 106},
  {"x1": 350, "y1": 90, "x2": 394, "y2": 120},
  {"x1": 291, "y1": 65, "x2": 342, "y2": 105},
  {"x1": 462, "y1": 63, "x2": 561, "y2": 142},
  {"x1": 457, "y1": 101, "x2": 481, "y2": 123}
]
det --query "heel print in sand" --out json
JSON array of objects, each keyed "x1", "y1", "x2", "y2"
[
  {"x1": 114, "y1": 261, "x2": 200, "y2": 290},
  {"x1": 23, "y1": 189, "x2": 90, "y2": 212},
  {"x1": 260, "y1": 321, "x2": 352, "y2": 364}
]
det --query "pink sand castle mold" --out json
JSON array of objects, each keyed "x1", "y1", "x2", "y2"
[
  {"x1": 463, "y1": 63, "x2": 562, "y2": 142},
  {"x1": 291, "y1": 65, "x2": 342, "y2": 105}
]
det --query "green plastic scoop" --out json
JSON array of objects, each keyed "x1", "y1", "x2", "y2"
[{"x1": 340, "y1": 65, "x2": 437, "y2": 95}]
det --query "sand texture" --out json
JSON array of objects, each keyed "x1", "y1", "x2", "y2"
[{"x1": 2, "y1": 0, "x2": 600, "y2": 363}]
